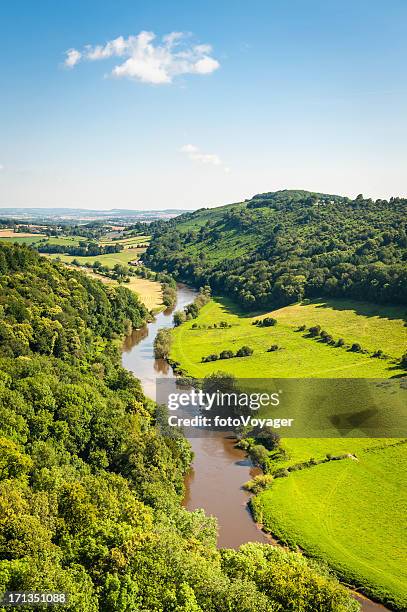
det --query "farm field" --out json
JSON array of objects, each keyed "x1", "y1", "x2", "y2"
[
  {"x1": 46, "y1": 247, "x2": 143, "y2": 267},
  {"x1": 170, "y1": 297, "x2": 406, "y2": 378},
  {"x1": 171, "y1": 295, "x2": 407, "y2": 607},
  {"x1": 252, "y1": 442, "x2": 407, "y2": 609},
  {"x1": 99, "y1": 234, "x2": 150, "y2": 246},
  {"x1": 0, "y1": 231, "x2": 47, "y2": 244},
  {"x1": 68, "y1": 267, "x2": 163, "y2": 311}
]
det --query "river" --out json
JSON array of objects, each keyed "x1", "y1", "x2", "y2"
[{"x1": 122, "y1": 283, "x2": 389, "y2": 612}]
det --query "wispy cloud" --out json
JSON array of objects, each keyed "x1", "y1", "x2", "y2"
[
  {"x1": 64, "y1": 48, "x2": 82, "y2": 68},
  {"x1": 64, "y1": 31, "x2": 220, "y2": 84},
  {"x1": 180, "y1": 144, "x2": 230, "y2": 173},
  {"x1": 0, "y1": 164, "x2": 4, "y2": 171}
]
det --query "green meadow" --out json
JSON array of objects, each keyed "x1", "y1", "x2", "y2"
[
  {"x1": 170, "y1": 297, "x2": 405, "y2": 378},
  {"x1": 171, "y1": 296, "x2": 407, "y2": 607},
  {"x1": 99, "y1": 234, "x2": 150, "y2": 246},
  {"x1": 252, "y1": 442, "x2": 407, "y2": 609}
]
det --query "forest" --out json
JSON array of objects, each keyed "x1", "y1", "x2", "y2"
[
  {"x1": 0, "y1": 244, "x2": 358, "y2": 611},
  {"x1": 143, "y1": 190, "x2": 407, "y2": 310}
]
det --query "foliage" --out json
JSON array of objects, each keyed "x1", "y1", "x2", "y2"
[
  {"x1": 144, "y1": 190, "x2": 407, "y2": 310},
  {"x1": 154, "y1": 328, "x2": 173, "y2": 359},
  {"x1": 0, "y1": 245, "x2": 359, "y2": 611}
]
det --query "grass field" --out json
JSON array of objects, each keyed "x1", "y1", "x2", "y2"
[
  {"x1": 252, "y1": 442, "x2": 407, "y2": 609},
  {"x1": 170, "y1": 297, "x2": 405, "y2": 378},
  {"x1": 99, "y1": 234, "x2": 150, "y2": 246},
  {"x1": 46, "y1": 248, "x2": 143, "y2": 267},
  {"x1": 171, "y1": 296, "x2": 406, "y2": 607}
]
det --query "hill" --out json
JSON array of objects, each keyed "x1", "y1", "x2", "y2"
[{"x1": 144, "y1": 190, "x2": 407, "y2": 310}]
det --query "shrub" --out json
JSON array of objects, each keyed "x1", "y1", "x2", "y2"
[
  {"x1": 236, "y1": 346, "x2": 254, "y2": 357},
  {"x1": 350, "y1": 342, "x2": 362, "y2": 352},
  {"x1": 261, "y1": 317, "x2": 277, "y2": 327},
  {"x1": 298, "y1": 324, "x2": 306, "y2": 331},
  {"x1": 202, "y1": 353, "x2": 219, "y2": 362},
  {"x1": 267, "y1": 345, "x2": 279, "y2": 352},
  {"x1": 273, "y1": 468, "x2": 290, "y2": 478},
  {"x1": 249, "y1": 444, "x2": 269, "y2": 468},
  {"x1": 336, "y1": 338, "x2": 345, "y2": 347},
  {"x1": 173, "y1": 310, "x2": 187, "y2": 327},
  {"x1": 309, "y1": 325, "x2": 321, "y2": 337},
  {"x1": 220, "y1": 350, "x2": 234, "y2": 360},
  {"x1": 400, "y1": 352, "x2": 407, "y2": 369},
  {"x1": 243, "y1": 474, "x2": 274, "y2": 494}
]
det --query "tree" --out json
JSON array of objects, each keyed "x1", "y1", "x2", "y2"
[
  {"x1": 236, "y1": 346, "x2": 254, "y2": 357},
  {"x1": 112, "y1": 263, "x2": 129, "y2": 281},
  {"x1": 173, "y1": 310, "x2": 187, "y2": 327}
]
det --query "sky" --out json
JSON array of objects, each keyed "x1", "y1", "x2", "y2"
[{"x1": 0, "y1": 0, "x2": 406, "y2": 210}]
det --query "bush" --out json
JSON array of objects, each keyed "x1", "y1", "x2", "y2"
[
  {"x1": 202, "y1": 353, "x2": 219, "y2": 362},
  {"x1": 249, "y1": 444, "x2": 269, "y2": 468},
  {"x1": 273, "y1": 468, "x2": 290, "y2": 478},
  {"x1": 236, "y1": 346, "x2": 254, "y2": 357},
  {"x1": 350, "y1": 342, "x2": 362, "y2": 352},
  {"x1": 298, "y1": 324, "x2": 306, "y2": 331},
  {"x1": 336, "y1": 338, "x2": 345, "y2": 347},
  {"x1": 267, "y1": 345, "x2": 279, "y2": 352},
  {"x1": 243, "y1": 474, "x2": 274, "y2": 494},
  {"x1": 220, "y1": 350, "x2": 234, "y2": 360},
  {"x1": 261, "y1": 317, "x2": 277, "y2": 327},
  {"x1": 173, "y1": 310, "x2": 187, "y2": 326},
  {"x1": 309, "y1": 325, "x2": 321, "y2": 337}
]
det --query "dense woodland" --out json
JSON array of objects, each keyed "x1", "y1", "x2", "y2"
[
  {"x1": 0, "y1": 244, "x2": 358, "y2": 611},
  {"x1": 144, "y1": 190, "x2": 407, "y2": 310}
]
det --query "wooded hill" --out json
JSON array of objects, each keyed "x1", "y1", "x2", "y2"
[{"x1": 144, "y1": 190, "x2": 407, "y2": 310}]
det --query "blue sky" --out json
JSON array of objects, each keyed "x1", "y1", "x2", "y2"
[{"x1": 0, "y1": 0, "x2": 406, "y2": 209}]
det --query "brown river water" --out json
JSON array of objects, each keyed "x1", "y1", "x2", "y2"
[{"x1": 122, "y1": 283, "x2": 389, "y2": 612}]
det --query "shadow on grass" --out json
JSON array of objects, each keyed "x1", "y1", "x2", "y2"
[
  {"x1": 213, "y1": 294, "x2": 407, "y2": 323},
  {"x1": 307, "y1": 298, "x2": 406, "y2": 322}
]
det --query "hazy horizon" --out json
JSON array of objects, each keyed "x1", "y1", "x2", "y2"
[{"x1": 1, "y1": 0, "x2": 406, "y2": 210}]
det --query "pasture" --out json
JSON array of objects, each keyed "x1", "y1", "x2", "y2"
[
  {"x1": 252, "y1": 442, "x2": 407, "y2": 609},
  {"x1": 170, "y1": 297, "x2": 405, "y2": 378}
]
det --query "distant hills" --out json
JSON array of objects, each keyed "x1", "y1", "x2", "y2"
[{"x1": 0, "y1": 207, "x2": 187, "y2": 223}]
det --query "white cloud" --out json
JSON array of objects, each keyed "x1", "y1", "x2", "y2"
[
  {"x1": 64, "y1": 31, "x2": 220, "y2": 84},
  {"x1": 64, "y1": 48, "x2": 82, "y2": 68},
  {"x1": 180, "y1": 144, "x2": 229, "y2": 172},
  {"x1": 0, "y1": 164, "x2": 4, "y2": 171}
]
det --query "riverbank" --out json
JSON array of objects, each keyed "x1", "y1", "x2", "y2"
[{"x1": 121, "y1": 283, "x2": 395, "y2": 611}]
